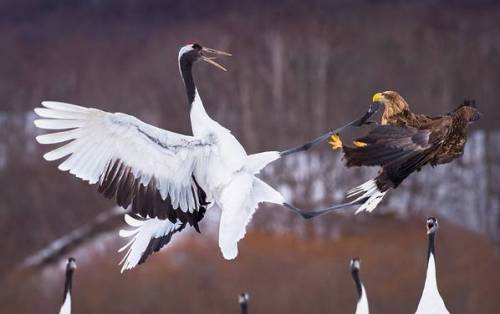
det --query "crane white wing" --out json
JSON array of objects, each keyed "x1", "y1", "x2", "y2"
[{"x1": 34, "y1": 101, "x2": 212, "y2": 224}]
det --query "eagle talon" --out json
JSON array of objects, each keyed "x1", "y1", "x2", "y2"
[
  {"x1": 329, "y1": 134, "x2": 343, "y2": 150},
  {"x1": 353, "y1": 140, "x2": 367, "y2": 148}
]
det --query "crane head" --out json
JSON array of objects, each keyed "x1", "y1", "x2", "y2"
[
  {"x1": 350, "y1": 257, "x2": 361, "y2": 271},
  {"x1": 426, "y1": 217, "x2": 439, "y2": 235},
  {"x1": 238, "y1": 292, "x2": 249, "y2": 305},
  {"x1": 179, "y1": 43, "x2": 231, "y2": 71},
  {"x1": 65, "y1": 257, "x2": 77, "y2": 272}
]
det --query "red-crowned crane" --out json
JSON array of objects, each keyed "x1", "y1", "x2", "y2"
[
  {"x1": 415, "y1": 217, "x2": 450, "y2": 314},
  {"x1": 59, "y1": 257, "x2": 76, "y2": 314},
  {"x1": 350, "y1": 258, "x2": 369, "y2": 314},
  {"x1": 34, "y1": 43, "x2": 376, "y2": 272}
]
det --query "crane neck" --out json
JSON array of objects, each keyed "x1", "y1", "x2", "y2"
[
  {"x1": 351, "y1": 268, "x2": 363, "y2": 300},
  {"x1": 427, "y1": 233, "x2": 436, "y2": 262},
  {"x1": 179, "y1": 56, "x2": 197, "y2": 106},
  {"x1": 240, "y1": 303, "x2": 248, "y2": 314},
  {"x1": 179, "y1": 56, "x2": 211, "y2": 132},
  {"x1": 63, "y1": 267, "x2": 74, "y2": 299}
]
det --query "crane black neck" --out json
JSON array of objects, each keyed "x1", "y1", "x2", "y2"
[
  {"x1": 63, "y1": 266, "x2": 74, "y2": 299},
  {"x1": 351, "y1": 268, "x2": 362, "y2": 299},
  {"x1": 427, "y1": 232, "x2": 436, "y2": 261},
  {"x1": 240, "y1": 302, "x2": 248, "y2": 314},
  {"x1": 180, "y1": 55, "x2": 197, "y2": 106}
]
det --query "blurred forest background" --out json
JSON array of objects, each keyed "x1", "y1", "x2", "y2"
[{"x1": 1, "y1": 0, "x2": 500, "y2": 313}]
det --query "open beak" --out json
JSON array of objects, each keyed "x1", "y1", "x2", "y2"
[{"x1": 201, "y1": 47, "x2": 232, "y2": 71}]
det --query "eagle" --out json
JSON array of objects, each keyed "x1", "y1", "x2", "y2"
[{"x1": 329, "y1": 91, "x2": 480, "y2": 214}]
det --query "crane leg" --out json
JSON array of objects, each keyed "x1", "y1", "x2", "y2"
[
  {"x1": 283, "y1": 198, "x2": 367, "y2": 219},
  {"x1": 279, "y1": 103, "x2": 380, "y2": 157}
]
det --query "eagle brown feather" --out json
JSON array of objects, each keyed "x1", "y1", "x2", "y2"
[{"x1": 333, "y1": 92, "x2": 480, "y2": 212}]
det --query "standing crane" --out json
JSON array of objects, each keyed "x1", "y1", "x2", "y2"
[
  {"x1": 59, "y1": 257, "x2": 76, "y2": 314},
  {"x1": 415, "y1": 217, "x2": 450, "y2": 314},
  {"x1": 350, "y1": 258, "x2": 369, "y2": 314}
]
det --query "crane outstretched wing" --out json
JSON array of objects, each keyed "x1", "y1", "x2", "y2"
[{"x1": 34, "y1": 101, "x2": 212, "y2": 228}]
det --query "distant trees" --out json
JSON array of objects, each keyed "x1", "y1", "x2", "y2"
[{"x1": 1, "y1": 0, "x2": 500, "y2": 280}]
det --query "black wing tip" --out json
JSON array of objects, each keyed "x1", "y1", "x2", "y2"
[
  {"x1": 98, "y1": 159, "x2": 209, "y2": 229},
  {"x1": 137, "y1": 223, "x2": 187, "y2": 265}
]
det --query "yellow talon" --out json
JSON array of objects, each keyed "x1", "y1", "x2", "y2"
[
  {"x1": 329, "y1": 134, "x2": 343, "y2": 150},
  {"x1": 353, "y1": 140, "x2": 367, "y2": 148}
]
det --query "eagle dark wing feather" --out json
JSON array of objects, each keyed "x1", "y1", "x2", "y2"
[
  {"x1": 342, "y1": 125, "x2": 445, "y2": 190},
  {"x1": 343, "y1": 126, "x2": 432, "y2": 167},
  {"x1": 377, "y1": 149, "x2": 436, "y2": 190}
]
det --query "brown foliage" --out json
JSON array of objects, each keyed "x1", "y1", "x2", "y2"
[{"x1": 2, "y1": 216, "x2": 500, "y2": 313}]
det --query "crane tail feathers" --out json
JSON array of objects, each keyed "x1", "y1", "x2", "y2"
[
  {"x1": 219, "y1": 176, "x2": 284, "y2": 260},
  {"x1": 118, "y1": 214, "x2": 185, "y2": 273},
  {"x1": 245, "y1": 151, "x2": 280, "y2": 174}
]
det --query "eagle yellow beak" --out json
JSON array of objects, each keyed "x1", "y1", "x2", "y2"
[{"x1": 372, "y1": 92, "x2": 385, "y2": 103}]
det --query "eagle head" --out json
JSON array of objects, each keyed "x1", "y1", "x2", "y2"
[
  {"x1": 373, "y1": 91, "x2": 410, "y2": 125},
  {"x1": 452, "y1": 99, "x2": 481, "y2": 123}
]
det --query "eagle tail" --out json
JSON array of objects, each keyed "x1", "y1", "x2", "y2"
[{"x1": 347, "y1": 179, "x2": 387, "y2": 214}]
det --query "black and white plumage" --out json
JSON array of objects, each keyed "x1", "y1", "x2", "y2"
[
  {"x1": 238, "y1": 292, "x2": 249, "y2": 314},
  {"x1": 350, "y1": 258, "x2": 369, "y2": 314},
  {"x1": 415, "y1": 217, "x2": 450, "y2": 314},
  {"x1": 33, "y1": 41, "x2": 381, "y2": 269},
  {"x1": 59, "y1": 257, "x2": 76, "y2": 314},
  {"x1": 34, "y1": 43, "x2": 289, "y2": 272}
]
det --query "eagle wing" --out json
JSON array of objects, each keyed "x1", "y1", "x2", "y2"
[
  {"x1": 343, "y1": 125, "x2": 450, "y2": 190},
  {"x1": 343, "y1": 126, "x2": 435, "y2": 167}
]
